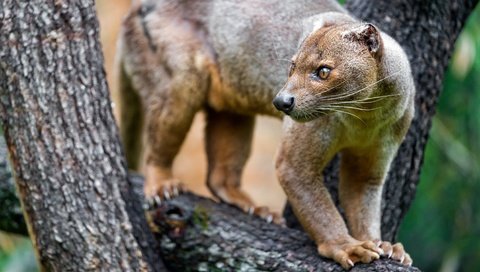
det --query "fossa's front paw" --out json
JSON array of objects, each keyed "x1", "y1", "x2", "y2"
[
  {"x1": 246, "y1": 206, "x2": 286, "y2": 226},
  {"x1": 144, "y1": 180, "x2": 186, "y2": 209},
  {"x1": 376, "y1": 240, "x2": 412, "y2": 266},
  {"x1": 145, "y1": 178, "x2": 185, "y2": 198},
  {"x1": 317, "y1": 239, "x2": 383, "y2": 269}
]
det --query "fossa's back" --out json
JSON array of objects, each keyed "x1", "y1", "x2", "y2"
[{"x1": 131, "y1": 0, "x2": 345, "y2": 115}]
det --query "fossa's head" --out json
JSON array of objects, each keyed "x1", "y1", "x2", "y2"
[{"x1": 273, "y1": 17, "x2": 384, "y2": 122}]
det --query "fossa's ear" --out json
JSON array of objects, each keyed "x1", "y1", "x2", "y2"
[{"x1": 344, "y1": 23, "x2": 383, "y2": 57}]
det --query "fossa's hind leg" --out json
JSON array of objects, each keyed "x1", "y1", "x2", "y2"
[
  {"x1": 119, "y1": 4, "x2": 215, "y2": 198},
  {"x1": 205, "y1": 109, "x2": 284, "y2": 224},
  {"x1": 143, "y1": 59, "x2": 209, "y2": 198},
  {"x1": 205, "y1": 109, "x2": 255, "y2": 208},
  {"x1": 143, "y1": 94, "x2": 200, "y2": 198}
]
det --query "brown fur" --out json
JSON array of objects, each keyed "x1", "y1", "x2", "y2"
[{"x1": 116, "y1": 0, "x2": 415, "y2": 268}]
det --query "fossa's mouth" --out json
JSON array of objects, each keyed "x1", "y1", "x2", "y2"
[{"x1": 288, "y1": 109, "x2": 327, "y2": 122}]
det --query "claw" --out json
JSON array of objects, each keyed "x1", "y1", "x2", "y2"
[
  {"x1": 247, "y1": 206, "x2": 254, "y2": 215},
  {"x1": 147, "y1": 197, "x2": 155, "y2": 208},
  {"x1": 266, "y1": 214, "x2": 273, "y2": 223},
  {"x1": 142, "y1": 202, "x2": 150, "y2": 210},
  {"x1": 153, "y1": 195, "x2": 162, "y2": 206},
  {"x1": 172, "y1": 186, "x2": 179, "y2": 196},
  {"x1": 319, "y1": 239, "x2": 388, "y2": 269},
  {"x1": 163, "y1": 190, "x2": 171, "y2": 200}
]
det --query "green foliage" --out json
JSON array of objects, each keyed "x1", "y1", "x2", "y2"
[
  {"x1": 0, "y1": 233, "x2": 37, "y2": 272},
  {"x1": 398, "y1": 7, "x2": 480, "y2": 272}
]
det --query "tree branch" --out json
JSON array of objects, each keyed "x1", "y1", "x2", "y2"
[
  {"x1": 0, "y1": 156, "x2": 418, "y2": 271},
  {"x1": 146, "y1": 191, "x2": 420, "y2": 272}
]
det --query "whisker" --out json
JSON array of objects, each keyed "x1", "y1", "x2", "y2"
[
  {"x1": 326, "y1": 93, "x2": 398, "y2": 104},
  {"x1": 317, "y1": 107, "x2": 366, "y2": 125},
  {"x1": 333, "y1": 93, "x2": 402, "y2": 105},
  {"x1": 318, "y1": 71, "x2": 402, "y2": 102},
  {"x1": 326, "y1": 99, "x2": 383, "y2": 105},
  {"x1": 331, "y1": 93, "x2": 402, "y2": 105},
  {"x1": 315, "y1": 79, "x2": 348, "y2": 97},
  {"x1": 357, "y1": 93, "x2": 402, "y2": 101},
  {"x1": 327, "y1": 104, "x2": 382, "y2": 112},
  {"x1": 327, "y1": 97, "x2": 388, "y2": 104}
]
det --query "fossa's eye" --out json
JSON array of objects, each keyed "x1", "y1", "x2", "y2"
[{"x1": 314, "y1": 66, "x2": 331, "y2": 80}]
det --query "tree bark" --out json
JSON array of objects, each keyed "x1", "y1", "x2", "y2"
[
  {"x1": 149, "y1": 192, "x2": 421, "y2": 272},
  {"x1": 0, "y1": 1, "x2": 164, "y2": 271},
  {"x1": 0, "y1": 167, "x2": 420, "y2": 271},
  {"x1": 285, "y1": 0, "x2": 479, "y2": 241}
]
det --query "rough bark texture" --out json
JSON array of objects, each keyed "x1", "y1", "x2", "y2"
[
  {"x1": 0, "y1": 168, "x2": 420, "y2": 271},
  {"x1": 0, "y1": 1, "x2": 164, "y2": 271},
  {"x1": 286, "y1": 0, "x2": 479, "y2": 241},
  {"x1": 149, "y1": 193, "x2": 421, "y2": 272}
]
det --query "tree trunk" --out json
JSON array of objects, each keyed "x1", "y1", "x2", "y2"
[
  {"x1": 286, "y1": 0, "x2": 479, "y2": 241},
  {"x1": 0, "y1": 1, "x2": 164, "y2": 270}
]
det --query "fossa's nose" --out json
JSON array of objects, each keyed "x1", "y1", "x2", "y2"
[{"x1": 273, "y1": 94, "x2": 295, "y2": 114}]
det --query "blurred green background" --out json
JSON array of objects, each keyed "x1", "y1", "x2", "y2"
[
  {"x1": 398, "y1": 6, "x2": 480, "y2": 272},
  {"x1": 1, "y1": 2, "x2": 479, "y2": 272}
]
